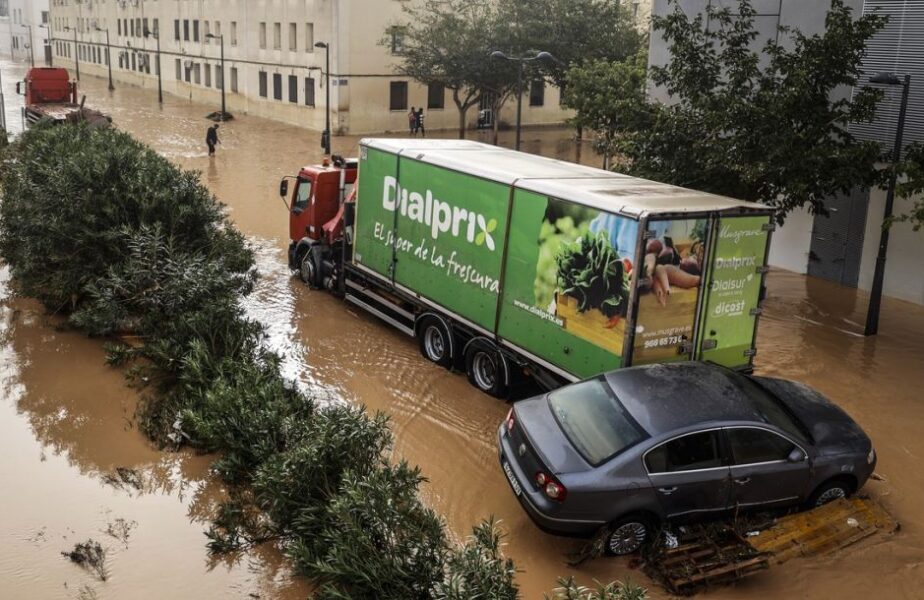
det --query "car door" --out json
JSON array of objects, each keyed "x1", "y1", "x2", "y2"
[
  {"x1": 644, "y1": 429, "x2": 732, "y2": 520},
  {"x1": 726, "y1": 426, "x2": 812, "y2": 509}
]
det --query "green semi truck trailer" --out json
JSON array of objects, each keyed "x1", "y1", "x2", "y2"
[{"x1": 279, "y1": 139, "x2": 774, "y2": 396}]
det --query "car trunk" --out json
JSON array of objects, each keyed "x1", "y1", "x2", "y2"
[{"x1": 510, "y1": 398, "x2": 590, "y2": 477}]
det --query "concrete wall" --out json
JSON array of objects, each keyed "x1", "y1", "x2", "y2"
[
  {"x1": 768, "y1": 206, "x2": 814, "y2": 275},
  {"x1": 857, "y1": 187, "x2": 924, "y2": 305},
  {"x1": 47, "y1": 0, "x2": 570, "y2": 135}
]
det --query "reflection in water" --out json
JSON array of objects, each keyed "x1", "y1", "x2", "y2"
[{"x1": 1, "y1": 59, "x2": 924, "y2": 599}]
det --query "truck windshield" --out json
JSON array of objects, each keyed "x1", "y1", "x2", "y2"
[
  {"x1": 548, "y1": 377, "x2": 646, "y2": 466},
  {"x1": 294, "y1": 179, "x2": 312, "y2": 211}
]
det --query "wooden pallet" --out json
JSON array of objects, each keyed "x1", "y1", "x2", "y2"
[
  {"x1": 749, "y1": 497, "x2": 898, "y2": 564},
  {"x1": 645, "y1": 526, "x2": 770, "y2": 595}
]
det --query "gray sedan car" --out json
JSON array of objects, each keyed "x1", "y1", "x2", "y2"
[{"x1": 497, "y1": 362, "x2": 876, "y2": 555}]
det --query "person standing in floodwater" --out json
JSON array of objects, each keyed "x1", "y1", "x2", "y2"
[
  {"x1": 416, "y1": 108, "x2": 426, "y2": 137},
  {"x1": 408, "y1": 107, "x2": 418, "y2": 136},
  {"x1": 206, "y1": 124, "x2": 221, "y2": 156}
]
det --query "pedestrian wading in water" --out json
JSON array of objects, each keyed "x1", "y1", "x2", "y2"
[{"x1": 207, "y1": 124, "x2": 221, "y2": 155}]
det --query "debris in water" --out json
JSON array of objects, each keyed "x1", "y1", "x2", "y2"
[
  {"x1": 76, "y1": 585, "x2": 99, "y2": 600},
  {"x1": 61, "y1": 540, "x2": 108, "y2": 581},
  {"x1": 871, "y1": 472, "x2": 887, "y2": 482},
  {"x1": 101, "y1": 467, "x2": 144, "y2": 491},
  {"x1": 104, "y1": 518, "x2": 137, "y2": 546}
]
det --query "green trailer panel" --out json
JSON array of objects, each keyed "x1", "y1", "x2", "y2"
[
  {"x1": 354, "y1": 145, "x2": 511, "y2": 331},
  {"x1": 496, "y1": 189, "x2": 638, "y2": 379}
]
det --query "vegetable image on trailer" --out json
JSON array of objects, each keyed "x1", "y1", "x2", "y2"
[{"x1": 276, "y1": 140, "x2": 774, "y2": 397}]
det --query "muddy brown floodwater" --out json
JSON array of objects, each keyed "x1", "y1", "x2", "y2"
[{"x1": 2, "y1": 61, "x2": 924, "y2": 600}]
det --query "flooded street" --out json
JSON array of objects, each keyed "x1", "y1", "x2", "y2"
[{"x1": 2, "y1": 61, "x2": 924, "y2": 599}]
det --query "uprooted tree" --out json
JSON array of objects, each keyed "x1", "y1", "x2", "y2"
[{"x1": 563, "y1": 0, "x2": 888, "y2": 225}]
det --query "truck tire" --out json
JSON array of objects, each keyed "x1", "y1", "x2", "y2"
[
  {"x1": 416, "y1": 316, "x2": 454, "y2": 368},
  {"x1": 464, "y1": 339, "x2": 508, "y2": 398},
  {"x1": 299, "y1": 245, "x2": 324, "y2": 289}
]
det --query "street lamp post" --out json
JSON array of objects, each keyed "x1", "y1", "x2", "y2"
[
  {"x1": 94, "y1": 26, "x2": 114, "y2": 91},
  {"x1": 26, "y1": 24, "x2": 35, "y2": 67},
  {"x1": 143, "y1": 26, "x2": 163, "y2": 104},
  {"x1": 864, "y1": 72, "x2": 912, "y2": 337},
  {"x1": 315, "y1": 41, "x2": 331, "y2": 155},
  {"x1": 489, "y1": 50, "x2": 560, "y2": 152},
  {"x1": 205, "y1": 33, "x2": 228, "y2": 120},
  {"x1": 64, "y1": 27, "x2": 80, "y2": 81}
]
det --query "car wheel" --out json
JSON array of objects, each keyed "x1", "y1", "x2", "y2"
[
  {"x1": 808, "y1": 479, "x2": 852, "y2": 508},
  {"x1": 417, "y1": 316, "x2": 453, "y2": 368},
  {"x1": 604, "y1": 515, "x2": 652, "y2": 556}
]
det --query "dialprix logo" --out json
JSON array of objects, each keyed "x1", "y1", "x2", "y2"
[{"x1": 383, "y1": 176, "x2": 497, "y2": 251}]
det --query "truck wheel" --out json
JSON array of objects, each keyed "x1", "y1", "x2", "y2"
[
  {"x1": 299, "y1": 246, "x2": 324, "y2": 289},
  {"x1": 417, "y1": 316, "x2": 453, "y2": 368},
  {"x1": 464, "y1": 340, "x2": 508, "y2": 398}
]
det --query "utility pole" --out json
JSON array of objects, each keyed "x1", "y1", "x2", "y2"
[
  {"x1": 315, "y1": 41, "x2": 331, "y2": 155},
  {"x1": 94, "y1": 26, "x2": 114, "y2": 90}
]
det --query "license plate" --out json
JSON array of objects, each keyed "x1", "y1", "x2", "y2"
[{"x1": 502, "y1": 460, "x2": 522, "y2": 496}]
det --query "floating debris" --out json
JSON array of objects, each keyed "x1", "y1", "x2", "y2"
[
  {"x1": 61, "y1": 540, "x2": 108, "y2": 581},
  {"x1": 104, "y1": 518, "x2": 137, "y2": 546}
]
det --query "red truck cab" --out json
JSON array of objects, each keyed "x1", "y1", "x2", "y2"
[
  {"x1": 281, "y1": 156, "x2": 358, "y2": 281},
  {"x1": 19, "y1": 68, "x2": 77, "y2": 105}
]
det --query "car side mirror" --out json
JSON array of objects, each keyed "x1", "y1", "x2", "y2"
[
  {"x1": 16, "y1": 82, "x2": 22, "y2": 95},
  {"x1": 788, "y1": 448, "x2": 806, "y2": 462},
  {"x1": 279, "y1": 179, "x2": 289, "y2": 198}
]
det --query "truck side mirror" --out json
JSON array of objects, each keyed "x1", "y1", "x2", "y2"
[
  {"x1": 15, "y1": 82, "x2": 22, "y2": 95},
  {"x1": 279, "y1": 179, "x2": 289, "y2": 198}
]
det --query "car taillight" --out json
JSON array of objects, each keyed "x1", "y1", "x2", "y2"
[
  {"x1": 535, "y1": 471, "x2": 567, "y2": 502},
  {"x1": 505, "y1": 408, "x2": 515, "y2": 433}
]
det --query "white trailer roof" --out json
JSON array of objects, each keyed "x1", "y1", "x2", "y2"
[{"x1": 360, "y1": 138, "x2": 770, "y2": 218}]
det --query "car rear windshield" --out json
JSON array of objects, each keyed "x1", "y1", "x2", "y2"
[
  {"x1": 737, "y1": 376, "x2": 810, "y2": 444},
  {"x1": 548, "y1": 377, "x2": 646, "y2": 466}
]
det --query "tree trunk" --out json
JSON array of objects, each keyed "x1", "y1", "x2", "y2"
[{"x1": 458, "y1": 107, "x2": 467, "y2": 139}]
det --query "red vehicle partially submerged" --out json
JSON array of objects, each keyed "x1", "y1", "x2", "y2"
[{"x1": 17, "y1": 67, "x2": 110, "y2": 127}]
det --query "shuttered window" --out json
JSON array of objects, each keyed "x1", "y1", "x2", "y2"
[{"x1": 851, "y1": 0, "x2": 924, "y2": 149}]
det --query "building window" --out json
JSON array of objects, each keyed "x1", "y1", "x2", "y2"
[
  {"x1": 390, "y1": 81, "x2": 408, "y2": 111},
  {"x1": 183, "y1": 20, "x2": 189, "y2": 41},
  {"x1": 231, "y1": 67, "x2": 238, "y2": 92},
  {"x1": 289, "y1": 75, "x2": 298, "y2": 103},
  {"x1": 259, "y1": 22, "x2": 266, "y2": 49},
  {"x1": 118, "y1": 19, "x2": 122, "y2": 36},
  {"x1": 273, "y1": 23, "x2": 281, "y2": 50},
  {"x1": 215, "y1": 22, "x2": 221, "y2": 38},
  {"x1": 389, "y1": 27, "x2": 406, "y2": 55},
  {"x1": 185, "y1": 62, "x2": 192, "y2": 83},
  {"x1": 193, "y1": 63, "x2": 201, "y2": 85},
  {"x1": 41, "y1": 10, "x2": 48, "y2": 24},
  {"x1": 130, "y1": 18, "x2": 135, "y2": 37},
  {"x1": 305, "y1": 77, "x2": 316, "y2": 106},
  {"x1": 289, "y1": 23, "x2": 297, "y2": 51},
  {"x1": 204, "y1": 21, "x2": 210, "y2": 42},
  {"x1": 174, "y1": 19, "x2": 180, "y2": 41},
  {"x1": 259, "y1": 71, "x2": 268, "y2": 97},
  {"x1": 305, "y1": 23, "x2": 314, "y2": 51},
  {"x1": 153, "y1": 19, "x2": 159, "y2": 37},
  {"x1": 273, "y1": 73, "x2": 283, "y2": 100},
  {"x1": 136, "y1": 18, "x2": 141, "y2": 38},
  {"x1": 193, "y1": 20, "x2": 200, "y2": 42},
  {"x1": 176, "y1": 58, "x2": 182, "y2": 80},
  {"x1": 216, "y1": 68, "x2": 223, "y2": 90},
  {"x1": 529, "y1": 79, "x2": 545, "y2": 107},
  {"x1": 427, "y1": 83, "x2": 445, "y2": 110},
  {"x1": 231, "y1": 22, "x2": 238, "y2": 46},
  {"x1": 204, "y1": 64, "x2": 211, "y2": 87}
]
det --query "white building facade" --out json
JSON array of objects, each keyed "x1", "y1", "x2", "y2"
[
  {"x1": 1, "y1": 0, "x2": 50, "y2": 63},
  {"x1": 47, "y1": 0, "x2": 570, "y2": 135}
]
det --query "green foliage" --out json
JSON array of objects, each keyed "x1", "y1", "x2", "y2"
[
  {"x1": 896, "y1": 142, "x2": 924, "y2": 230},
  {"x1": 434, "y1": 518, "x2": 519, "y2": 600},
  {"x1": 0, "y1": 121, "x2": 254, "y2": 313},
  {"x1": 563, "y1": 51, "x2": 650, "y2": 166},
  {"x1": 545, "y1": 577, "x2": 647, "y2": 600},
  {"x1": 557, "y1": 233, "x2": 629, "y2": 318},
  {"x1": 300, "y1": 462, "x2": 447, "y2": 600},
  {"x1": 392, "y1": 0, "x2": 643, "y2": 138},
  {"x1": 0, "y1": 123, "x2": 524, "y2": 599},
  {"x1": 567, "y1": 0, "x2": 888, "y2": 224}
]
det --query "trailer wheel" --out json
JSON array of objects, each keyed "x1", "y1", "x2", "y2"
[
  {"x1": 416, "y1": 316, "x2": 453, "y2": 368},
  {"x1": 299, "y1": 245, "x2": 324, "y2": 289},
  {"x1": 464, "y1": 339, "x2": 508, "y2": 398}
]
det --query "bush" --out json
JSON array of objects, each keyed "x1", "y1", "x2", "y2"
[
  {"x1": 546, "y1": 577, "x2": 647, "y2": 600},
  {"x1": 0, "y1": 123, "x2": 524, "y2": 600}
]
